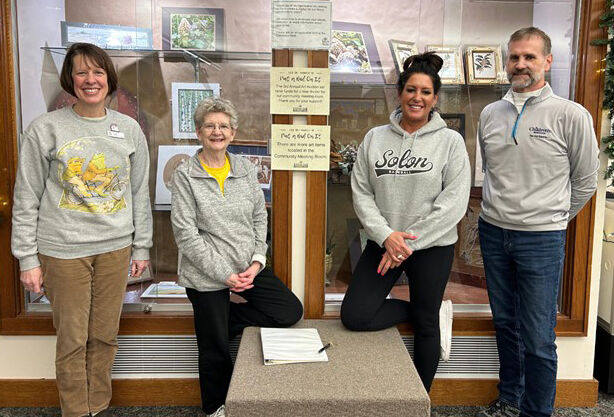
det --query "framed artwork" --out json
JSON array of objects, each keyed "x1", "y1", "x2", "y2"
[
  {"x1": 228, "y1": 144, "x2": 272, "y2": 204},
  {"x1": 441, "y1": 113, "x2": 466, "y2": 139},
  {"x1": 426, "y1": 45, "x2": 465, "y2": 84},
  {"x1": 466, "y1": 45, "x2": 505, "y2": 84},
  {"x1": 329, "y1": 22, "x2": 384, "y2": 83},
  {"x1": 246, "y1": 155, "x2": 272, "y2": 190},
  {"x1": 172, "y1": 82, "x2": 220, "y2": 140},
  {"x1": 162, "y1": 7, "x2": 224, "y2": 51},
  {"x1": 388, "y1": 40, "x2": 418, "y2": 74},
  {"x1": 61, "y1": 21, "x2": 153, "y2": 50},
  {"x1": 155, "y1": 145, "x2": 200, "y2": 205}
]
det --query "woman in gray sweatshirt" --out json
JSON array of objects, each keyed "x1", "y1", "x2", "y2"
[
  {"x1": 170, "y1": 98, "x2": 302, "y2": 417},
  {"x1": 341, "y1": 53, "x2": 471, "y2": 392},
  {"x1": 11, "y1": 43, "x2": 152, "y2": 417}
]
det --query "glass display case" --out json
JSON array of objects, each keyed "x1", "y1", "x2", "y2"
[
  {"x1": 5, "y1": 0, "x2": 599, "y2": 336},
  {"x1": 322, "y1": 0, "x2": 581, "y2": 313},
  {"x1": 15, "y1": 0, "x2": 273, "y2": 313}
]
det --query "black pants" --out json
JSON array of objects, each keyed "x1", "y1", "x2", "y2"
[
  {"x1": 340, "y1": 240, "x2": 454, "y2": 391},
  {"x1": 186, "y1": 268, "x2": 303, "y2": 414}
]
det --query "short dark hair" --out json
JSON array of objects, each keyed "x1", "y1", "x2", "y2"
[
  {"x1": 508, "y1": 27, "x2": 552, "y2": 55},
  {"x1": 396, "y1": 52, "x2": 444, "y2": 95},
  {"x1": 60, "y1": 43, "x2": 118, "y2": 98}
]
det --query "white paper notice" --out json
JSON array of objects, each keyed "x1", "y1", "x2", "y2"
[
  {"x1": 271, "y1": 124, "x2": 330, "y2": 171},
  {"x1": 270, "y1": 67, "x2": 330, "y2": 115},
  {"x1": 271, "y1": 0, "x2": 331, "y2": 50}
]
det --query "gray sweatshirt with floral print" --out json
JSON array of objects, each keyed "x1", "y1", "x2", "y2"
[{"x1": 11, "y1": 106, "x2": 152, "y2": 271}]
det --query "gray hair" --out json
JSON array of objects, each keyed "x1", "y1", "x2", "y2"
[
  {"x1": 508, "y1": 27, "x2": 552, "y2": 55},
  {"x1": 193, "y1": 97, "x2": 239, "y2": 130}
]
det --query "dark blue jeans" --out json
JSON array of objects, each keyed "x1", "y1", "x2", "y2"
[{"x1": 478, "y1": 218, "x2": 566, "y2": 417}]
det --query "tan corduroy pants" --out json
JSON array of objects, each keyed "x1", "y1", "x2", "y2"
[{"x1": 40, "y1": 246, "x2": 131, "y2": 417}]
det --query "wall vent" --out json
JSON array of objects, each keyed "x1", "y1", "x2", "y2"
[
  {"x1": 402, "y1": 335, "x2": 500, "y2": 377},
  {"x1": 112, "y1": 334, "x2": 499, "y2": 377}
]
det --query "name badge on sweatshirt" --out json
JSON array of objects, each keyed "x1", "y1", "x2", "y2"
[{"x1": 108, "y1": 124, "x2": 125, "y2": 139}]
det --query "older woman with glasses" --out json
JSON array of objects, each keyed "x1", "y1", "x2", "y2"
[{"x1": 170, "y1": 97, "x2": 303, "y2": 417}]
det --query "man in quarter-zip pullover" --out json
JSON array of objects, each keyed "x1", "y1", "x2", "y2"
[{"x1": 475, "y1": 28, "x2": 598, "y2": 417}]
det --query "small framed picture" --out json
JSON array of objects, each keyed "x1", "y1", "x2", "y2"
[
  {"x1": 440, "y1": 113, "x2": 466, "y2": 138},
  {"x1": 329, "y1": 22, "x2": 384, "y2": 83},
  {"x1": 61, "y1": 21, "x2": 153, "y2": 50},
  {"x1": 228, "y1": 144, "x2": 272, "y2": 204},
  {"x1": 426, "y1": 45, "x2": 465, "y2": 84},
  {"x1": 162, "y1": 7, "x2": 224, "y2": 51},
  {"x1": 155, "y1": 145, "x2": 201, "y2": 205},
  {"x1": 466, "y1": 45, "x2": 505, "y2": 84},
  {"x1": 246, "y1": 155, "x2": 272, "y2": 190},
  {"x1": 171, "y1": 82, "x2": 220, "y2": 140},
  {"x1": 388, "y1": 40, "x2": 418, "y2": 74}
]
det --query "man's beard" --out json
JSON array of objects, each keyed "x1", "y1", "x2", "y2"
[{"x1": 507, "y1": 69, "x2": 542, "y2": 90}]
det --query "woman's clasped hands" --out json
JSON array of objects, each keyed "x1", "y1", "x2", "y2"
[
  {"x1": 378, "y1": 231, "x2": 417, "y2": 276},
  {"x1": 225, "y1": 261, "x2": 262, "y2": 292}
]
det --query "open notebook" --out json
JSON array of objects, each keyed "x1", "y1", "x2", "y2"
[{"x1": 260, "y1": 327, "x2": 329, "y2": 365}]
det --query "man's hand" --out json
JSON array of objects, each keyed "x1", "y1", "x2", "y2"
[{"x1": 20, "y1": 267, "x2": 43, "y2": 293}]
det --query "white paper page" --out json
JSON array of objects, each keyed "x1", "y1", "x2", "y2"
[{"x1": 260, "y1": 327, "x2": 328, "y2": 365}]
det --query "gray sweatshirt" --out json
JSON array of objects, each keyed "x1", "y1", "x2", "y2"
[
  {"x1": 478, "y1": 83, "x2": 599, "y2": 231},
  {"x1": 11, "y1": 106, "x2": 153, "y2": 271},
  {"x1": 171, "y1": 151, "x2": 267, "y2": 292},
  {"x1": 351, "y1": 109, "x2": 471, "y2": 251}
]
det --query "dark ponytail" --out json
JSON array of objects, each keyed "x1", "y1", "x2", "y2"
[{"x1": 396, "y1": 51, "x2": 443, "y2": 95}]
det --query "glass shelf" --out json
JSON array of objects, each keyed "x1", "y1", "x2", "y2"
[{"x1": 41, "y1": 46, "x2": 272, "y2": 62}]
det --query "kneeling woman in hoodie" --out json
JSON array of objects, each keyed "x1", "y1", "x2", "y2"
[{"x1": 341, "y1": 52, "x2": 471, "y2": 392}]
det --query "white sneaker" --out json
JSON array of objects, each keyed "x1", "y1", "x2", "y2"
[
  {"x1": 439, "y1": 299, "x2": 453, "y2": 362},
  {"x1": 207, "y1": 405, "x2": 226, "y2": 417}
]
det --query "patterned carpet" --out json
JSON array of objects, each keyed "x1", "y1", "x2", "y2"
[{"x1": 0, "y1": 392, "x2": 613, "y2": 416}]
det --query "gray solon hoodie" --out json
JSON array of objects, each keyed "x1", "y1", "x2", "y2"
[{"x1": 351, "y1": 109, "x2": 471, "y2": 251}]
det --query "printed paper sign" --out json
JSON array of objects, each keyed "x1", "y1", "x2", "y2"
[
  {"x1": 270, "y1": 67, "x2": 330, "y2": 115},
  {"x1": 271, "y1": 0, "x2": 331, "y2": 50},
  {"x1": 271, "y1": 124, "x2": 330, "y2": 171}
]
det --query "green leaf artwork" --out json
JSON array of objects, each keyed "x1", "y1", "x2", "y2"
[
  {"x1": 170, "y1": 13, "x2": 215, "y2": 50},
  {"x1": 329, "y1": 30, "x2": 373, "y2": 74}
]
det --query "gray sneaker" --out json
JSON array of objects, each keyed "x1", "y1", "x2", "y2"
[{"x1": 475, "y1": 400, "x2": 520, "y2": 417}]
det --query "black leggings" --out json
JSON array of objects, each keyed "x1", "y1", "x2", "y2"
[
  {"x1": 186, "y1": 268, "x2": 303, "y2": 414},
  {"x1": 340, "y1": 240, "x2": 454, "y2": 391}
]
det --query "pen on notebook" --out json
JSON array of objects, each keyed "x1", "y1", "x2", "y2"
[{"x1": 318, "y1": 342, "x2": 331, "y2": 354}]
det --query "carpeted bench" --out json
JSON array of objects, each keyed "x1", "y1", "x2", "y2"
[{"x1": 226, "y1": 319, "x2": 430, "y2": 417}]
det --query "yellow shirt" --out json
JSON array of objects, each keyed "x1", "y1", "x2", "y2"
[{"x1": 201, "y1": 155, "x2": 230, "y2": 195}]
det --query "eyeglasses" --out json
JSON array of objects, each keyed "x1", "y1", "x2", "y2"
[{"x1": 202, "y1": 123, "x2": 232, "y2": 133}]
